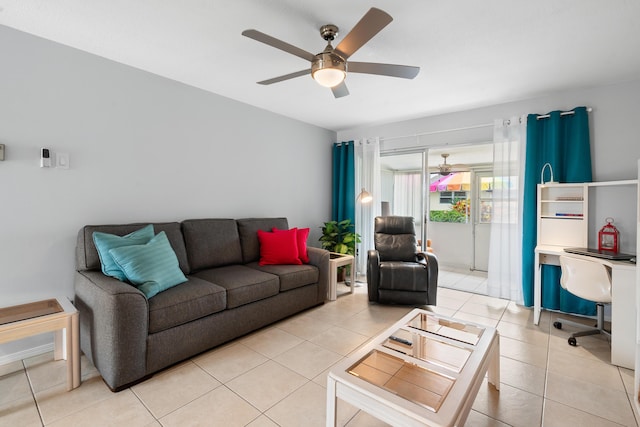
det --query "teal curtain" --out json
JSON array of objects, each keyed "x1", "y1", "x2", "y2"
[
  {"x1": 522, "y1": 107, "x2": 595, "y2": 315},
  {"x1": 332, "y1": 141, "x2": 355, "y2": 223}
]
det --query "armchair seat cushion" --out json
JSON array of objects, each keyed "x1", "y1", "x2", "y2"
[{"x1": 379, "y1": 261, "x2": 429, "y2": 292}]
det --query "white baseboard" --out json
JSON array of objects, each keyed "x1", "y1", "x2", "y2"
[{"x1": 0, "y1": 343, "x2": 54, "y2": 366}]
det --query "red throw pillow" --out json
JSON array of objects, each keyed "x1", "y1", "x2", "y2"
[
  {"x1": 273, "y1": 227, "x2": 310, "y2": 264},
  {"x1": 257, "y1": 229, "x2": 302, "y2": 266}
]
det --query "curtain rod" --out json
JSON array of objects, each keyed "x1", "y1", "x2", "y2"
[
  {"x1": 535, "y1": 107, "x2": 592, "y2": 120},
  {"x1": 380, "y1": 122, "x2": 493, "y2": 143}
]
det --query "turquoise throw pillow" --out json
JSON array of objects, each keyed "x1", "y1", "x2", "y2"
[
  {"x1": 93, "y1": 224, "x2": 155, "y2": 281},
  {"x1": 108, "y1": 231, "x2": 188, "y2": 298}
]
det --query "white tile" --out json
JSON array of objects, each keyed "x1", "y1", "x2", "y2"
[
  {"x1": 0, "y1": 393, "x2": 42, "y2": 427},
  {"x1": 46, "y1": 389, "x2": 155, "y2": 427},
  {"x1": 273, "y1": 341, "x2": 342, "y2": 379},
  {"x1": 131, "y1": 361, "x2": 220, "y2": 418},
  {"x1": 226, "y1": 360, "x2": 307, "y2": 412},
  {"x1": 159, "y1": 385, "x2": 260, "y2": 427},
  {"x1": 308, "y1": 326, "x2": 369, "y2": 356},
  {"x1": 265, "y1": 381, "x2": 327, "y2": 427},
  {"x1": 545, "y1": 371, "x2": 636, "y2": 426},
  {"x1": 239, "y1": 327, "x2": 304, "y2": 358},
  {"x1": 192, "y1": 342, "x2": 268, "y2": 383},
  {"x1": 35, "y1": 375, "x2": 115, "y2": 425},
  {"x1": 542, "y1": 398, "x2": 626, "y2": 427},
  {"x1": 472, "y1": 381, "x2": 543, "y2": 427}
]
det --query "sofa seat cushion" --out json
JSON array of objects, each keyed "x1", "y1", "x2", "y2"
[
  {"x1": 379, "y1": 261, "x2": 429, "y2": 292},
  {"x1": 194, "y1": 265, "x2": 279, "y2": 309},
  {"x1": 246, "y1": 262, "x2": 318, "y2": 292},
  {"x1": 148, "y1": 276, "x2": 226, "y2": 334}
]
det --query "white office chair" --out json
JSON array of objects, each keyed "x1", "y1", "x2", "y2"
[{"x1": 552, "y1": 255, "x2": 612, "y2": 347}]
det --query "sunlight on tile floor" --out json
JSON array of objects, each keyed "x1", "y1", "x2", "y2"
[{"x1": 1, "y1": 271, "x2": 638, "y2": 426}]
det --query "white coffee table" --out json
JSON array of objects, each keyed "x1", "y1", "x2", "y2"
[
  {"x1": 326, "y1": 309, "x2": 500, "y2": 426},
  {"x1": 0, "y1": 297, "x2": 80, "y2": 391}
]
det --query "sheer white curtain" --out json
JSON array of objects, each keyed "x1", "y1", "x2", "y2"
[
  {"x1": 487, "y1": 116, "x2": 526, "y2": 302},
  {"x1": 393, "y1": 173, "x2": 422, "y2": 219},
  {"x1": 355, "y1": 138, "x2": 381, "y2": 280}
]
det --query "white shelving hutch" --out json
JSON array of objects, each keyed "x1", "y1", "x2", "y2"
[{"x1": 537, "y1": 183, "x2": 588, "y2": 248}]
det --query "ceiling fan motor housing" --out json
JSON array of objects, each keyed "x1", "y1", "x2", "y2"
[{"x1": 312, "y1": 51, "x2": 346, "y2": 74}]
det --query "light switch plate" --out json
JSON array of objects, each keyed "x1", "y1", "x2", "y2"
[
  {"x1": 0, "y1": 144, "x2": 4, "y2": 161},
  {"x1": 56, "y1": 152, "x2": 69, "y2": 169}
]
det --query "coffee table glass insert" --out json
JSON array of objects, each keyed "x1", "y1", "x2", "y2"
[
  {"x1": 406, "y1": 312, "x2": 484, "y2": 345},
  {"x1": 383, "y1": 328, "x2": 472, "y2": 373},
  {"x1": 0, "y1": 299, "x2": 63, "y2": 326},
  {"x1": 347, "y1": 349, "x2": 455, "y2": 412}
]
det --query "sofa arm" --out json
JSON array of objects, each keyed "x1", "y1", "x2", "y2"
[
  {"x1": 367, "y1": 250, "x2": 380, "y2": 302},
  {"x1": 74, "y1": 270, "x2": 149, "y2": 391},
  {"x1": 307, "y1": 247, "x2": 330, "y2": 303}
]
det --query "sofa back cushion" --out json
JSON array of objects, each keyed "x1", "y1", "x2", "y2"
[
  {"x1": 77, "y1": 222, "x2": 190, "y2": 274},
  {"x1": 182, "y1": 219, "x2": 243, "y2": 271},
  {"x1": 237, "y1": 218, "x2": 289, "y2": 264}
]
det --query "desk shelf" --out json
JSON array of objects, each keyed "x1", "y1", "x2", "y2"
[{"x1": 537, "y1": 183, "x2": 588, "y2": 248}]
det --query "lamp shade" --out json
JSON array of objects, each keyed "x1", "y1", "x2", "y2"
[{"x1": 357, "y1": 188, "x2": 373, "y2": 203}]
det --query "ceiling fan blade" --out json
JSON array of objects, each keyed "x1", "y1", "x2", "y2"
[
  {"x1": 331, "y1": 81, "x2": 349, "y2": 98},
  {"x1": 348, "y1": 62, "x2": 420, "y2": 79},
  {"x1": 242, "y1": 29, "x2": 315, "y2": 62},
  {"x1": 257, "y1": 69, "x2": 309, "y2": 85},
  {"x1": 334, "y1": 8, "x2": 393, "y2": 59}
]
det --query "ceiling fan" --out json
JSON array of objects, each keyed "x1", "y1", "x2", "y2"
[
  {"x1": 435, "y1": 154, "x2": 470, "y2": 176},
  {"x1": 241, "y1": 7, "x2": 420, "y2": 98}
]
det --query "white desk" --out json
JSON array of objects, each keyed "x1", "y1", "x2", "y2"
[{"x1": 534, "y1": 245, "x2": 636, "y2": 369}]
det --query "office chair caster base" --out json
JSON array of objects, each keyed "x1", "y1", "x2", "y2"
[
  {"x1": 553, "y1": 321, "x2": 562, "y2": 329},
  {"x1": 568, "y1": 337, "x2": 577, "y2": 346}
]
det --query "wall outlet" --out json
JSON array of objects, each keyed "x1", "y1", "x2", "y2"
[{"x1": 0, "y1": 144, "x2": 4, "y2": 161}]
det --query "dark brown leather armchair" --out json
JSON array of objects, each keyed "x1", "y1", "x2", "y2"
[{"x1": 367, "y1": 216, "x2": 438, "y2": 305}]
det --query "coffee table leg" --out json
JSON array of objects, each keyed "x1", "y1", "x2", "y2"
[
  {"x1": 326, "y1": 375, "x2": 338, "y2": 427},
  {"x1": 488, "y1": 334, "x2": 500, "y2": 390}
]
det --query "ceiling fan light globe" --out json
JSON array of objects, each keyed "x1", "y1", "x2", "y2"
[
  {"x1": 312, "y1": 52, "x2": 346, "y2": 88},
  {"x1": 313, "y1": 68, "x2": 345, "y2": 87}
]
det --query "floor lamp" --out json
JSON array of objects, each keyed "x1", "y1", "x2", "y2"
[{"x1": 356, "y1": 188, "x2": 372, "y2": 284}]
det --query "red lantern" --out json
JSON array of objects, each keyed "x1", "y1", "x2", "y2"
[{"x1": 598, "y1": 217, "x2": 619, "y2": 253}]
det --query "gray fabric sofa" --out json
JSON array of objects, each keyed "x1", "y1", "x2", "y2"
[{"x1": 74, "y1": 217, "x2": 329, "y2": 391}]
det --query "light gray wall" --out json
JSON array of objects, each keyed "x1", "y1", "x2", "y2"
[
  {"x1": 338, "y1": 78, "x2": 640, "y2": 182},
  {"x1": 0, "y1": 25, "x2": 335, "y2": 360},
  {"x1": 338, "y1": 78, "x2": 640, "y2": 268}
]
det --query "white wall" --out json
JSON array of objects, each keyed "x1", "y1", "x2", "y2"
[{"x1": 0, "y1": 26, "x2": 335, "y2": 359}]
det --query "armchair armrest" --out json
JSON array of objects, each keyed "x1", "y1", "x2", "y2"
[
  {"x1": 367, "y1": 249, "x2": 380, "y2": 302},
  {"x1": 418, "y1": 251, "x2": 439, "y2": 305}
]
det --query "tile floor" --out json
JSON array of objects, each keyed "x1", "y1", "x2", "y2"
[{"x1": 1, "y1": 270, "x2": 638, "y2": 426}]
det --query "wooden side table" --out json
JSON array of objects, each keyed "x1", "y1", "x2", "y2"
[
  {"x1": 328, "y1": 252, "x2": 355, "y2": 301},
  {"x1": 0, "y1": 297, "x2": 80, "y2": 390}
]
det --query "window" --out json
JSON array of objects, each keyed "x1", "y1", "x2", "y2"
[{"x1": 440, "y1": 191, "x2": 468, "y2": 204}]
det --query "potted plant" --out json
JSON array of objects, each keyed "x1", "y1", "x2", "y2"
[{"x1": 319, "y1": 219, "x2": 361, "y2": 282}]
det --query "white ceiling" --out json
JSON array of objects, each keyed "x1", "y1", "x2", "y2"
[{"x1": 2, "y1": 1, "x2": 640, "y2": 132}]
